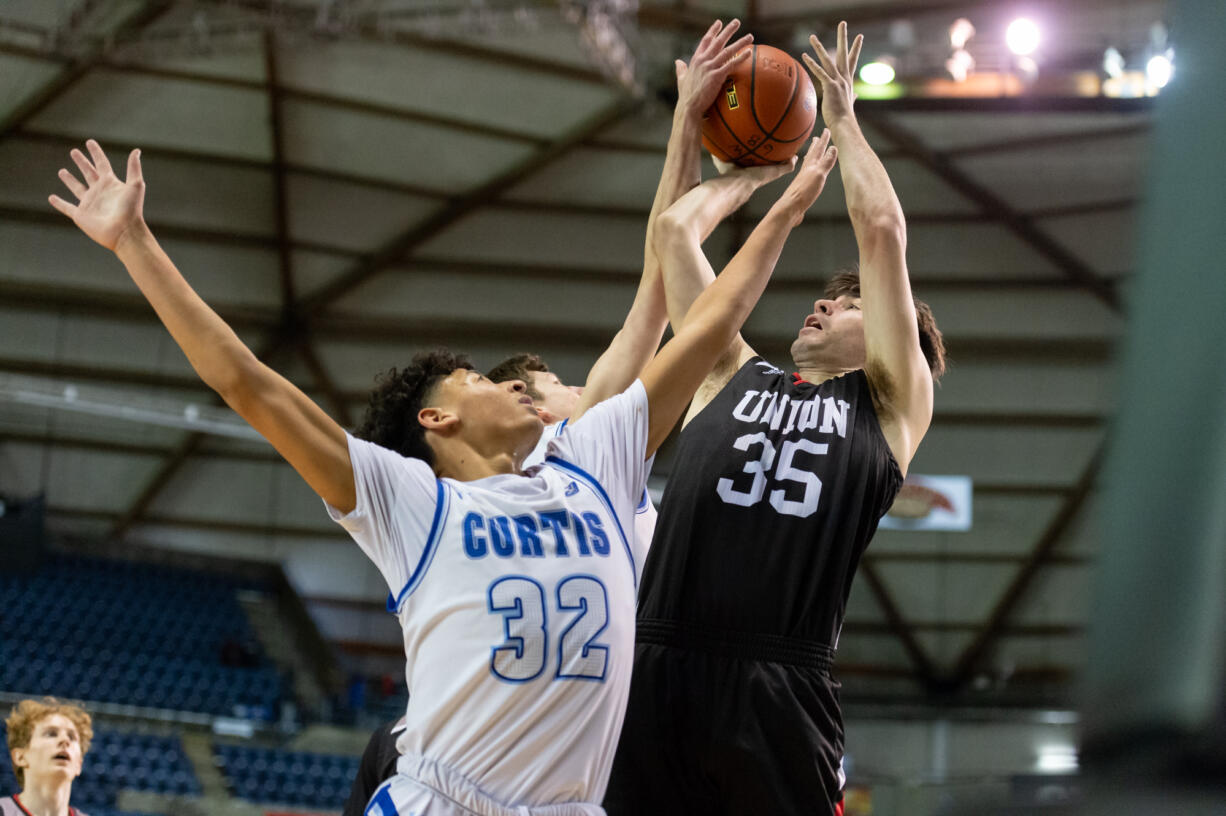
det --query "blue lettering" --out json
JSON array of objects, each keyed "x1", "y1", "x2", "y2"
[
  {"x1": 582, "y1": 512, "x2": 611, "y2": 556},
  {"x1": 490, "y1": 516, "x2": 515, "y2": 557},
  {"x1": 539, "y1": 510, "x2": 570, "y2": 556},
  {"x1": 463, "y1": 512, "x2": 487, "y2": 559},
  {"x1": 570, "y1": 513, "x2": 592, "y2": 556},
  {"x1": 513, "y1": 515, "x2": 543, "y2": 557}
]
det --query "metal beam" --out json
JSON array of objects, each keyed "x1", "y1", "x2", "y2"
[
  {"x1": 859, "y1": 110, "x2": 1121, "y2": 310},
  {"x1": 48, "y1": 505, "x2": 343, "y2": 540},
  {"x1": 0, "y1": 430, "x2": 277, "y2": 463},
  {"x1": 949, "y1": 443, "x2": 1107, "y2": 687},
  {"x1": 0, "y1": 202, "x2": 357, "y2": 259},
  {"x1": 857, "y1": 559, "x2": 937, "y2": 687},
  {"x1": 298, "y1": 95, "x2": 643, "y2": 314},
  {"x1": 0, "y1": 1, "x2": 174, "y2": 142}
]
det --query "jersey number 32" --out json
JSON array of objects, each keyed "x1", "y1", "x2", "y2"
[{"x1": 487, "y1": 574, "x2": 609, "y2": 683}]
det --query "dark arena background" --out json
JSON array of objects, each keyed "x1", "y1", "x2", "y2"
[{"x1": 2, "y1": 1, "x2": 1223, "y2": 814}]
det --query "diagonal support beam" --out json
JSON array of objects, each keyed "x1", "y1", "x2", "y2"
[
  {"x1": 298, "y1": 95, "x2": 642, "y2": 316},
  {"x1": 0, "y1": 0, "x2": 174, "y2": 142},
  {"x1": 858, "y1": 110, "x2": 1121, "y2": 310},
  {"x1": 859, "y1": 558, "x2": 938, "y2": 687},
  {"x1": 949, "y1": 442, "x2": 1107, "y2": 688}
]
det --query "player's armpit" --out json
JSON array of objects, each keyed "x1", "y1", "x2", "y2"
[{"x1": 682, "y1": 337, "x2": 756, "y2": 427}]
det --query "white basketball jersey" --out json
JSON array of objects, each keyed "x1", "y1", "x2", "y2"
[
  {"x1": 328, "y1": 382, "x2": 651, "y2": 806},
  {"x1": 527, "y1": 420, "x2": 658, "y2": 556}
]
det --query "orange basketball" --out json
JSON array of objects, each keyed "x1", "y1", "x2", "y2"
[{"x1": 701, "y1": 44, "x2": 818, "y2": 167}]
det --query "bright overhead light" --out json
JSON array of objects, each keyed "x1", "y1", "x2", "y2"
[
  {"x1": 1103, "y1": 47, "x2": 1125, "y2": 78},
  {"x1": 949, "y1": 17, "x2": 975, "y2": 50},
  {"x1": 1147, "y1": 52, "x2": 1173, "y2": 88},
  {"x1": 946, "y1": 48, "x2": 975, "y2": 82},
  {"x1": 1036, "y1": 744, "x2": 1079, "y2": 774},
  {"x1": 1006, "y1": 17, "x2": 1040, "y2": 56},
  {"x1": 859, "y1": 60, "x2": 895, "y2": 86}
]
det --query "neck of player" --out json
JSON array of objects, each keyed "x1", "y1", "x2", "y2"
[{"x1": 18, "y1": 776, "x2": 74, "y2": 816}]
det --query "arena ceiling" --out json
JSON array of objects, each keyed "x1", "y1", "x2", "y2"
[{"x1": 0, "y1": 0, "x2": 1171, "y2": 707}]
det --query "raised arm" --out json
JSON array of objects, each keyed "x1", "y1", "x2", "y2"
[
  {"x1": 50, "y1": 141, "x2": 356, "y2": 512},
  {"x1": 654, "y1": 131, "x2": 838, "y2": 427},
  {"x1": 572, "y1": 19, "x2": 752, "y2": 422},
  {"x1": 804, "y1": 22, "x2": 934, "y2": 468},
  {"x1": 640, "y1": 137, "x2": 838, "y2": 455}
]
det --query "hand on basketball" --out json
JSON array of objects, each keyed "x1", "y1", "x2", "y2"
[
  {"x1": 777, "y1": 129, "x2": 838, "y2": 224},
  {"x1": 803, "y1": 21, "x2": 863, "y2": 126},
  {"x1": 49, "y1": 139, "x2": 146, "y2": 253},
  {"x1": 675, "y1": 19, "x2": 753, "y2": 122}
]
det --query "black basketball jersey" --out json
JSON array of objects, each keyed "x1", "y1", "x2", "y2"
[{"x1": 638, "y1": 358, "x2": 902, "y2": 647}]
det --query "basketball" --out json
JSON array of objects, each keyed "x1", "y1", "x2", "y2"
[{"x1": 702, "y1": 44, "x2": 818, "y2": 167}]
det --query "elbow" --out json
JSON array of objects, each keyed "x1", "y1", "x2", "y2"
[
  {"x1": 211, "y1": 349, "x2": 267, "y2": 412},
  {"x1": 652, "y1": 209, "x2": 698, "y2": 258},
  {"x1": 855, "y1": 211, "x2": 907, "y2": 255}
]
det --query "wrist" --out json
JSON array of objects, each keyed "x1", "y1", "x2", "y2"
[{"x1": 113, "y1": 218, "x2": 153, "y2": 259}]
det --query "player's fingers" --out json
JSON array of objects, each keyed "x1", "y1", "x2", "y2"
[
  {"x1": 126, "y1": 148, "x2": 143, "y2": 184},
  {"x1": 58, "y1": 168, "x2": 87, "y2": 200},
  {"x1": 714, "y1": 41, "x2": 753, "y2": 74},
  {"x1": 675, "y1": 59, "x2": 687, "y2": 82},
  {"x1": 808, "y1": 35, "x2": 838, "y2": 79},
  {"x1": 712, "y1": 18, "x2": 741, "y2": 51},
  {"x1": 801, "y1": 52, "x2": 833, "y2": 86},
  {"x1": 70, "y1": 148, "x2": 98, "y2": 183},
  {"x1": 848, "y1": 35, "x2": 864, "y2": 79},
  {"x1": 836, "y1": 21, "x2": 848, "y2": 73},
  {"x1": 820, "y1": 145, "x2": 838, "y2": 171},
  {"x1": 719, "y1": 34, "x2": 753, "y2": 60},
  {"x1": 696, "y1": 19, "x2": 722, "y2": 54},
  {"x1": 86, "y1": 139, "x2": 112, "y2": 176},
  {"x1": 48, "y1": 194, "x2": 78, "y2": 218}
]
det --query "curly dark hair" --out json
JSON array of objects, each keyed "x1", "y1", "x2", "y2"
[
  {"x1": 487, "y1": 353, "x2": 549, "y2": 403},
  {"x1": 824, "y1": 266, "x2": 946, "y2": 381},
  {"x1": 355, "y1": 348, "x2": 473, "y2": 466}
]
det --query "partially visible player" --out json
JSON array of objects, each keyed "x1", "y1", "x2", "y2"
[
  {"x1": 3, "y1": 698, "x2": 93, "y2": 816},
  {"x1": 604, "y1": 23, "x2": 946, "y2": 816},
  {"x1": 48, "y1": 59, "x2": 830, "y2": 812},
  {"x1": 341, "y1": 716, "x2": 405, "y2": 816}
]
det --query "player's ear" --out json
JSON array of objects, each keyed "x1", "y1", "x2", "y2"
[{"x1": 418, "y1": 407, "x2": 459, "y2": 434}]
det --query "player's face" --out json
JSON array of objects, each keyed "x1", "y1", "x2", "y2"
[
  {"x1": 527, "y1": 371, "x2": 583, "y2": 422},
  {"x1": 436, "y1": 369, "x2": 543, "y2": 449},
  {"x1": 790, "y1": 295, "x2": 866, "y2": 370},
  {"x1": 13, "y1": 714, "x2": 83, "y2": 785}
]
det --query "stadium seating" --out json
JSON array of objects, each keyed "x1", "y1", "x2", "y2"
[
  {"x1": 214, "y1": 742, "x2": 359, "y2": 809},
  {"x1": 0, "y1": 554, "x2": 281, "y2": 719}
]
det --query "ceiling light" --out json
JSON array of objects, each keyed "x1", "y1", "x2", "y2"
[
  {"x1": 859, "y1": 60, "x2": 895, "y2": 86},
  {"x1": 1006, "y1": 18, "x2": 1040, "y2": 56},
  {"x1": 1147, "y1": 52, "x2": 1173, "y2": 88},
  {"x1": 1103, "y1": 47, "x2": 1125, "y2": 78},
  {"x1": 949, "y1": 17, "x2": 975, "y2": 50}
]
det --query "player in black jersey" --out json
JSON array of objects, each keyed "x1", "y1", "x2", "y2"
[{"x1": 604, "y1": 22, "x2": 946, "y2": 816}]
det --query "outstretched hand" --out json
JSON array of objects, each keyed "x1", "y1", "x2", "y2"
[
  {"x1": 777, "y1": 129, "x2": 839, "y2": 223},
  {"x1": 675, "y1": 19, "x2": 753, "y2": 121},
  {"x1": 803, "y1": 21, "x2": 863, "y2": 127},
  {"x1": 49, "y1": 139, "x2": 146, "y2": 252}
]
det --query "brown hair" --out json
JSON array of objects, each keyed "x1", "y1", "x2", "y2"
[
  {"x1": 824, "y1": 267, "x2": 946, "y2": 381},
  {"x1": 487, "y1": 353, "x2": 550, "y2": 403},
  {"x1": 6, "y1": 698, "x2": 93, "y2": 787}
]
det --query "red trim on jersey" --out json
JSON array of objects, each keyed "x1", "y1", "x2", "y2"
[
  {"x1": 12, "y1": 794, "x2": 79, "y2": 816},
  {"x1": 834, "y1": 799, "x2": 845, "y2": 816},
  {"x1": 792, "y1": 372, "x2": 811, "y2": 385}
]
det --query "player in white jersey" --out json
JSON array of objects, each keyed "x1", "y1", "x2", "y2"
[
  {"x1": 487, "y1": 354, "x2": 657, "y2": 551},
  {"x1": 49, "y1": 27, "x2": 839, "y2": 813}
]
